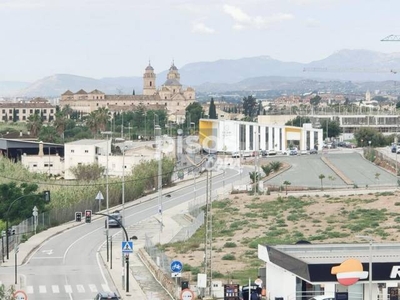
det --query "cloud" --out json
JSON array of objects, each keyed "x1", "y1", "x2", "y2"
[
  {"x1": 223, "y1": 4, "x2": 293, "y2": 29},
  {"x1": 192, "y1": 22, "x2": 216, "y2": 34},
  {"x1": 305, "y1": 18, "x2": 320, "y2": 28}
]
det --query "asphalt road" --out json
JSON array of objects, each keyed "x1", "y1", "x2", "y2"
[
  {"x1": 263, "y1": 149, "x2": 396, "y2": 188},
  {"x1": 0, "y1": 166, "x2": 246, "y2": 300}
]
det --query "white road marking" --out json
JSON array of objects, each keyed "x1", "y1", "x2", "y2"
[
  {"x1": 30, "y1": 256, "x2": 63, "y2": 259},
  {"x1": 65, "y1": 285, "x2": 72, "y2": 293},
  {"x1": 26, "y1": 286, "x2": 34, "y2": 294},
  {"x1": 52, "y1": 285, "x2": 60, "y2": 293},
  {"x1": 39, "y1": 285, "x2": 46, "y2": 293},
  {"x1": 42, "y1": 249, "x2": 53, "y2": 255},
  {"x1": 89, "y1": 284, "x2": 98, "y2": 292},
  {"x1": 77, "y1": 285, "x2": 85, "y2": 293}
]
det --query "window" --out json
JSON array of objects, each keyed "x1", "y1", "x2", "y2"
[
  {"x1": 15, "y1": 109, "x2": 19, "y2": 113},
  {"x1": 22, "y1": 109, "x2": 26, "y2": 113},
  {"x1": 9, "y1": 109, "x2": 12, "y2": 113},
  {"x1": 30, "y1": 109, "x2": 33, "y2": 113},
  {"x1": 97, "y1": 103, "x2": 99, "y2": 106},
  {"x1": 44, "y1": 109, "x2": 47, "y2": 113},
  {"x1": 165, "y1": 103, "x2": 167, "y2": 106},
  {"x1": 150, "y1": 81, "x2": 152, "y2": 87},
  {"x1": 50, "y1": 109, "x2": 53, "y2": 113},
  {"x1": 71, "y1": 150, "x2": 75, "y2": 153},
  {"x1": 23, "y1": 116, "x2": 26, "y2": 120},
  {"x1": 165, "y1": 97, "x2": 167, "y2": 99},
  {"x1": 44, "y1": 164, "x2": 49, "y2": 167},
  {"x1": 33, "y1": 164, "x2": 37, "y2": 167},
  {"x1": 177, "y1": 103, "x2": 180, "y2": 106},
  {"x1": 85, "y1": 150, "x2": 89, "y2": 153}
]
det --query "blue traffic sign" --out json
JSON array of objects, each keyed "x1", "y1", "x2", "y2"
[
  {"x1": 170, "y1": 260, "x2": 183, "y2": 273},
  {"x1": 122, "y1": 241, "x2": 133, "y2": 253}
]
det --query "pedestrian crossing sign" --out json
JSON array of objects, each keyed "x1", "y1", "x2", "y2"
[{"x1": 122, "y1": 241, "x2": 133, "y2": 253}]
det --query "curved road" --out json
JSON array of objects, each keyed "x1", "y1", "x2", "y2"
[{"x1": 0, "y1": 166, "x2": 246, "y2": 300}]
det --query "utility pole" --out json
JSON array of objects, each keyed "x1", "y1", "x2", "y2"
[{"x1": 204, "y1": 157, "x2": 214, "y2": 297}]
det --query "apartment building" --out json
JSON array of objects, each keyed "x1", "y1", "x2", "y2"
[{"x1": 0, "y1": 98, "x2": 55, "y2": 122}]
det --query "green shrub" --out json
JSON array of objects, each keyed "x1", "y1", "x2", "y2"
[
  {"x1": 222, "y1": 254, "x2": 236, "y2": 260},
  {"x1": 224, "y1": 242, "x2": 237, "y2": 248}
]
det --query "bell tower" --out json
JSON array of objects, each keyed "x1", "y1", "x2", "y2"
[{"x1": 143, "y1": 62, "x2": 156, "y2": 96}]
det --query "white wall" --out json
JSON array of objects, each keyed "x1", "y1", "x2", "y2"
[{"x1": 21, "y1": 153, "x2": 64, "y2": 176}]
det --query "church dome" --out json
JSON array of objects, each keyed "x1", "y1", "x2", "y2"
[{"x1": 145, "y1": 65, "x2": 154, "y2": 71}]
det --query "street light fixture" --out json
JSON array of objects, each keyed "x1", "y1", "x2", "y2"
[
  {"x1": 356, "y1": 235, "x2": 373, "y2": 300},
  {"x1": 101, "y1": 131, "x2": 112, "y2": 263}
]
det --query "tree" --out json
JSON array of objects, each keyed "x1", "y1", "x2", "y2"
[
  {"x1": 54, "y1": 110, "x2": 67, "y2": 138},
  {"x1": 70, "y1": 163, "x2": 105, "y2": 181},
  {"x1": 285, "y1": 116, "x2": 311, "y2": 127},
  {"x1": 321, "y1": 120, "x2": 342, "y2": 139},
  {"x1": 27, "y1": 111, "x2": 43, "y2": 136},
  {"x1": 328, "y1": 175, "x2": 336, "y2": 188},
  {"x1": 283, "y1": 181, "x2": 291, "y2": 195},
  {"x1": 38, "y1": 126, "x2": 61, "y2": 143},
  {"x1": 0, "y1": 283, "x2": 16, "y2": 300},
  {"x1": 0, "y1": 182, "x2": 47, "y2": 224},
  {"x1": 310, "y1": 95, "x2": 321, "y2": 106},
  {"x1": 209, "y1": 98, "x2": 217, "y2": 119},
  {"x1": 319, "y1": 174, "x2": 325, "y2": 191},
  {"x1": 242, "y1": 95, "x2": 257, "y2": 117},
  {"x1": 354, "y1": 127, "x2": 386, "y2": 147},
  {"x1": 185, "y1": 102, "x2": 203, "y2": 130}
]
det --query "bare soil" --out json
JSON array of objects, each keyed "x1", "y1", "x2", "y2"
[{"x1": 164, "y1": 189, "x2": 400, "y2": 283}]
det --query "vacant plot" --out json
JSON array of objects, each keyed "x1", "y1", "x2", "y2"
[{"x1": 162, "y1": 190, "x2": 400, "y2": 284}]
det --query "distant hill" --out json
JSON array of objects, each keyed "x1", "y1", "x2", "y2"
[
  {"x1": 0, "y1": 81, "x2": 31, "y2": 97},
  {"x1": 3, "y1": 49, "x2": 400, "y2": 97},
  {"x1": 15, "y1": 74, "x2": 143, "y2": 98}
]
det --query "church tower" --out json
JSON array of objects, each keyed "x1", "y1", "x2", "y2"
[
  {"x1": 167, "y1": 61, "x2": 181, "y2": 81},
  {"x1": 143, "y1": 62, "x2": 156, "y2": 96}
]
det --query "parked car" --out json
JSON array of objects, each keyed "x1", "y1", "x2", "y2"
[
  {"x1": 261, "y1": 150, "x2": 268, "y2": 157},
  {"x1": 300, "y1": 150, "x2": 308, "y2": 155},
  {"x1": 310, "y1": 149, "x2": 318, "y2": 154},
  {"x1": 231, "y1": 151, "x2": 240, "y2": 158},
  {"x1": 289, "y1": 149, "x2": 298, "y2": 156},
  {"x1": 105, "y1": 211, "x2": 122, "y2": 228},
  {"x1": 267, "y1": 150, "x2": 277, "y2": 156},
  {"x1": 392, "y1": 146, "x2": 397, "y2": 153},
  {"x1": 94, "y1": 291, "x2": 120, "y2": 300}
]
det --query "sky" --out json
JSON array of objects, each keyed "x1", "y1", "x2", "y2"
[{"x1": 1, "y1": 0, "x2": 400, "y2": 82}]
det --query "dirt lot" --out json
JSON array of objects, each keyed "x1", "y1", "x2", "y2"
[{"x1": 163, "y1": 189, "x2": 400, "y2": 284}]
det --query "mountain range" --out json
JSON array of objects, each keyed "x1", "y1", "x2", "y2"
[{"x1": 2, "y1": 49, "x2": 400, "y2": 97}]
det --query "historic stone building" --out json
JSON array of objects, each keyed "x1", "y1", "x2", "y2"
[{"x1": 60, "y1": 62, "x2": 196, "y2": 122}]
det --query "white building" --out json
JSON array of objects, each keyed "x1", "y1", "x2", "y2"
[
  {"x1": 258, "y1": 243, "x2": 400, "y2": 300},
  {"x1": 21, "y1": 141, "x2": 64, "y2": 176},
  {"x1": 199, "y1": 119, "x2": 323, "y2": 154},
  {"x1": 64, "y1": 139, "x2": 174, "y2": 180}
]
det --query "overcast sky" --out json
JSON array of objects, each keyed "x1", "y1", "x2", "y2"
[{"x1": 1, "y1": 0, "x2": 400, "y2": 82}]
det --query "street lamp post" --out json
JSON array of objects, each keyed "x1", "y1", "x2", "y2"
[
  {"x1": 94, "y1": 212, "x2": 137, "y2": 293},
  {"x1": 101, "y1": 131, "x2": 112, "y2": 263},
  {"x1": 356, "y1": 235, "x2": 373, "y2": 300}
]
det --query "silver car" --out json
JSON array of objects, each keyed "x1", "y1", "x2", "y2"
[{"x1": 105, "y1": 211, "x2": 122, "y2": 228}]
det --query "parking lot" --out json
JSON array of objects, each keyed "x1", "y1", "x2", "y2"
[{"x1": 262, "y1": 150, "x2": 397, "y2": 189}]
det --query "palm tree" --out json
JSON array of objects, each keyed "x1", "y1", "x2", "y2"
[
  {"x1": 319, "y1": 174, "x2": 326, "y2": 191},
  {"x1": 85, "y1": 112, "x2": 98, "y2": 135},
  {"x1": 53, "y1": 111, "x2": 66, "y2": 139},
  {"x1": 61, "y1": 104, "x2": 73, "y2": 119},
  {"x1": 283, "y1": 180, "x2": 291, "y2": 195},
  {"x1": 27, "y1": 112, "x2": 43, "y2": 137},
  {"x1": 96, "y1": 107, "x2": 110, "y2": 132}
]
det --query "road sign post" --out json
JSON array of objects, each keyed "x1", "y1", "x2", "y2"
[
  {"x1": 95, "y1": 191, "x2": 104, "y2": 212},
  {"x1": 14, "y1": 290, "x2": 27, "y2": 300},
  {"x1": 171, "y1": 260, "x2": 183, "y2": 299}
]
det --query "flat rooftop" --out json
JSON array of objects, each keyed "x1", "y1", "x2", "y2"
[{"x1": 274, "y1": 243, "x2": 400, "y2": 264}]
